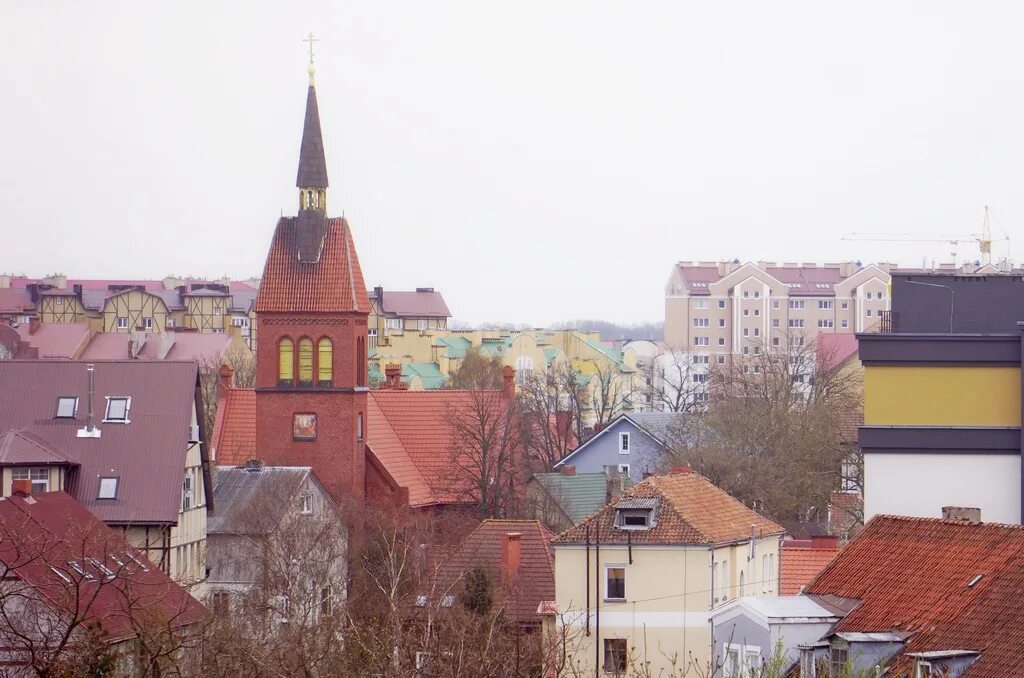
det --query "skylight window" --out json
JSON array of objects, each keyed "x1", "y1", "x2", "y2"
[
  {"x1": 68, "y1": 560, "x2": 96, "y2": 581},
  {"x1": 87, "y1": 557, "x2": 115, "y2": 581},
  {"x1": 104, "y1": 397, "x2": 131, "y2": 423},
  {"x1": 55, "y1": 396, "x2": 78, "y2": 418},
  {"x1": 98, "y1": 477, "x2": 119, "y2": 500},
  {"x1": 50, "y1": 566, "x2": 72, "y2": 584}
]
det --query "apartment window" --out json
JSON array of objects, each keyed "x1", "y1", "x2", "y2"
[
  {"x1": 293, "y1": 413, "x2": 317, "y2": 441},
  {"x1": 693, "y1": 374, "x2": 708, "y2": 383},
  {"x1": 788, "y1": 319, "x2": 805, "y2": 328},
  {"x1": 772, "y1": 300, "x2": 780, "y2": 309},
  {"x1": 772, "y1": 337, "x2": 780, "y2": 346},
  {"x1": 817, "y1": 300, "x2": 834, "y2": 310},
  {"x1": 772, "y1": 319, "x2": 780, "y2": 328},
  {"x1": 754, "y1": 291, "x2": 760, "y2": 299},
  {"x1": 788, "y1": 300, "x2": 805, "y2": 310},
  {"x1": 841, "y1": 301, "x2": 849, "y2": 310},
  {"x1": 13, "y1": 468, "x2": 49, "y2": 494},
  {"x1": 743, "y1": 290, "x2": 749, "y2": 298},
  {"x1": 743, "y1": 309, "x2": 749, "y2": 317},
  {"x1": 385, "y1": 318, "x2": 402, "y2": 332},
  {"x1": 754, "y1": 309, "x2": 760, "y2": 317},
  {"x1": 104, "y1": 397, "x2": 131, "y2": 423},
  {"x1": 212, "y1": 592, "x2": 231, "y2": 617},
  {"x1": 723, "y1": 647, "x2": 741, "y2": 676},
  {"x1": 181, "y1": 471, "x2": 193, "y2": 511},
  {"x1": 605, "y1": 566, "x2": 626, "y2": 600},
  {"x1": 717, "y1": 355, "x2": 726, "y2": 364},
  {"x1": 417, "y1": 318, "x2": 428, "y2": 331},
  {"x1": 743, "y1": 328, "x2": 749, "y2": 337},
  {"x1": 231, "y1": 316, "x2": 249, "y2": 327},
  {"x1": 213, "y1": 307, "x2": 223, "y2": 316},
  {"x1": 604, "y1": 639, "x2": 627, "y2": 675},
  {"x1": 841, "y1": 320, "x2": 849, "y2": 328},
  {"x1": 742, "y1": 347, "x2": 749, "y2": 355},
  {"x1": 718, "y1": 318, "x2": 726, "y2": 327},
  {"x1": 718, "y1": 337, "x2": 725, "y2": 346},
  {"x1": 300, "y1": 493, "x2": 313, "y2": 515},
  {"x1": 694, "y1": 299, "x2": 708, "y2": 309},
  {"x1": 866, "y1": 309, "x2": 873, "y2": 317},
  {"x1": 693, "y1": 318, "x2": 709, "y2": 328},
  {"x1": 817, "y1": 319, "x2": 834, "y2": 328},
  {"x1": 754, "y1": 328, "x2": 760, "y2": 337},
  {"x1": 367, "y1": 328, "x2": 378, "y2": 348},
  {"x1": 55, "y1": 396, "x2": 78, "y2": 418},
  {"x1": 618, "y1": 432, "x2": 630, "y2": 454},
  {"x1": 692, "y1": 355, "x2": 709, "y2": 364},
  {"x1": 694, "y1": 337, "x2": 709, "y2": 346},
  {"x1": 97, "y1": 477, "x2": 118, "y2": 499},
  {"x1": 753, "y1": 365, "x2": 760, "y2": 373},
  {"x1": 718, "y1": 300, "x2": 726, "y2": 309},
  {"x1": 166, "y1": 317, "x2": 176, "y2": 328},
  {"x1": 143, "y1": 317, "x2": 153, "y2": 330}
]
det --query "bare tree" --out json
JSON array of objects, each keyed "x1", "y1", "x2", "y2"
[
  {"x1": 647, "y1": 349, "x2": 711, "y2": 414},
  {"x1": 517, "y1": 362, "x2": 587, "y2": 470},
  {"x1": 583, "y1": 359, "x2": 640, "y2": 431}
]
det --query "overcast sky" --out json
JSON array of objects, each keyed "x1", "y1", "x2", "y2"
[{"x1": 2, "y1": 2, "x2": 1022, "y2": 325}]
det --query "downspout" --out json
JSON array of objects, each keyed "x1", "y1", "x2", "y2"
[
  {"x1": 595, "y1": 519, "x2": 600, "y2": 677},
  {"x1": 585, "y1": 525, "x2": 591, "y2": 636}
]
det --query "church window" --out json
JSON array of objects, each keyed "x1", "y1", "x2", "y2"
[
  {"x1": 278, "y1": 338, "x2": 294, "y2": 385},
  {"x1": 298, "y1": 338, "x2": 314, "y2": 385},
  {"x1": 317, "y1": 338, "x2": 333, "y2": 386},
  {"x1": 356, "y1": 337, "x2": 366, "y2": 387}
]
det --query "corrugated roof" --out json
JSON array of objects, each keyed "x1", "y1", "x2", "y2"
[
  {"x1": 208, "y1": 465, "x2": 313, "y2": 534},
  {"x1": 0, "y1": 429, "x2": 78, "y2": 465},
  {"x1": 0, "y1": 491, "x2": 205, "y2": 641},
  {"x1": 554, "y1": 471, "x2": 784, "y2": 545},
  {"x1": 0, "y1": 360, "x2": 202, "y2": 525},
  {"x1": 805, "y1": 515, "x2": 1024, "y2": 677},
  {"x1": 16, "y1": 323, "x2": 92, "y2": 359},
  {"x1": 401, "y1": 362, "x2": 447, "y2": 389},
  {"x1": 254, "y1": 216, "x2": 370, "y2": 314},
  {"x1": 79, "y1": 331, "x2": 232, "y2": 364},
  {"x1": 380, "y1": 290, "x2": 451, "y2": 318},
  {"x1": 532, "y1": 472, "x2": 618, "y2": 523},
  {"x1": 435, "y1": 336, "x2": 471, "y2": 360}
]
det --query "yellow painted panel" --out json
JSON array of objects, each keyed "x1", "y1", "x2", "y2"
[{"x1": 865, "y1": 366, "x2": 1021, "y2": 426}]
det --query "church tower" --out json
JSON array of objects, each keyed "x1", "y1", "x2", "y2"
[{"x1": 253, "y1": 52, "x2": 370, "y2": 505}]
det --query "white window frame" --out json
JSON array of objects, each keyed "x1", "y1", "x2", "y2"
[
  {"x1": 694, "y1": 336, "x2": 709, "y2": 346},
  {"x1": 56, "y1": 396, "x2": 78, "y2": 419},
  {"x1": 97, "y1": 477, "x2": 118, "y2": 499},
  {"x1": 617, "y1": 464, "x2": 630, "y2": 475},
  {"x1": 693, "y1": 317, "x2": 709, "y2": 328},
  {"x1": 385, "y1": 318, "x2": 403, "y2": 332},
  {"x1": 723, "y1": 643, "x2": 761, "y2": 676},
  {"x1": 181, "y1": 471, "x2": 194, "y2": 511},
  {"x1": 694, "y1": 299, "x2": 708, "y2": 309},
  {"x1": 717, "y1": 337, "x2": 725, "y2": 346},
  {"x1": 417, "y1": 318, "x2": 428, "y2": 331},
  {"x1": 604, "y1": 564, "x2": 626, "y2": 601},
  {"x1": 915, "y1": 660, "x2": 934, "y2": 678},
  {"x1": 103, "y1": 396, "x2": 131, "y2": 423},
  {"x1": 841, "y1": 319, "x2": 849, "y2": 328},
  {"x1": 116, "y1": 316, "x2": 128, "y2": 330},
  {"x1": 166, "y1": 317, "x2": 176, "y2": 328},
  {"x1": 13, "y1": 467, "x2": 49, "y2": 494},
  {"x1": 618, "y1": 432, "x2": 630, "y2": 454},
  {"x1": 817, "y1": 300, "x2": 834, "y2": 310},
  {"x1": 717, "y1": 300, "x2": 726, "y2": 309},
  {"x1": 300, "y1": 493, "x2": 313, "y2": 515},
  {"x1": 143, "y1": 317, "x2": 153, "y2": 330},
  {"x1": 841, "y1": 301, "x2": 849, "y2": 310},
  {"x1": 788, "y1": 300, "x2": 805, "y2": 310}
]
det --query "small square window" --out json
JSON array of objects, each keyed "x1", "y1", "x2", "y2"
[
  {"x1": 143, "y1": 317, "x2": 153, "y2": 330},
  {"x1": 617, "y1": 464, "x2": 630, "y2": 475},
  {"x1": 293, "y1": 413, "x2": 317, "y2": 441},
  {"x1": 104, "y1": 397, "x2": 130, "y2": 423},
  {"x1": 717, "y1": 300, "x2": 726, "y2": 309},
  {"x1": 717, "y1": 356, "x2": 725, "y2": 364},
  {"x1": 116, "y1": 317, "x2": 128, "y2": 330},
  {"x1": 56, "y1": 396, "x2": 78, "y2": 419},
  {"x1": 98, "y1": 477, "x2": 119, "y2": 499},
  {"x1": 718, "y1": 337, "x2": 725, "y2": 346}
]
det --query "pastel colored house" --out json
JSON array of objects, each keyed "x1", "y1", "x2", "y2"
[
  {"x1": 551, "y1": 469, "x2": 784, "y2": 676},
  {"x1": 554, "y1": 412, "x2": 681, "y2": 483}
]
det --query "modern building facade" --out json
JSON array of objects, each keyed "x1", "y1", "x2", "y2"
[{"x1": 859, "y1": 272, "x2": 1024, "y2": 524}]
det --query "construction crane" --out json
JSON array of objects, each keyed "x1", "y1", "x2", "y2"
[{"x1": 842, "y1": 206, "x2": 1009, "y2": 266}]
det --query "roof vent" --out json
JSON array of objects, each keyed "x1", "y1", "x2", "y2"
[
  {"x1": 243, "y1": 459, "x2": 265, "y2": 472},
  {"x1": 76, "y1": 364, "x2": 101, "y2": 439},
  {"x1": 942, "y1": 506, "x2": 981, "y2": 524}
]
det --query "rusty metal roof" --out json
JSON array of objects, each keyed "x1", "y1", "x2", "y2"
[{"x1": 0, "y1": 360, "x2": 202, "y2": 525}]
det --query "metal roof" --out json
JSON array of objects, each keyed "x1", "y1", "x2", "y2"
[
  {"x1": 0, "y1": 360, "x2": 203, "y2": 525},
  {"x1": 208, "y1": 465, "x2": 318, "y2": 534}
]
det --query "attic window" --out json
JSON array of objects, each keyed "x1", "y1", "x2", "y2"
[
  {"x1": 98, "y1": 477, "x2": 119, "y2": 500},
  {"x1": 104, "y1": 397, "x2": 131, "y2": 423},
  {"x1": 55, "y1": 396, "x2": 78, "y2": 418},
  {"x1": 617, "y1": 509, "x2": 653, "y2": 529}
]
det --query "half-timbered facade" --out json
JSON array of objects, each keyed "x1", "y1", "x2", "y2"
[{"x1": 101, "y1": 288, "x2": 169, "y2": 333}]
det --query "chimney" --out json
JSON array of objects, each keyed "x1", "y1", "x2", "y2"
[
  {"x1": 11, "y1": 479, "x2": 31, "y2": 497},
  {"x1": 373, "y1": 285, "x2": 384, "y2": 301},
  {"x1": 243, "y1": 458, "x2": 265, "y2": 472},
  {"x1": 502, "y1": 365, "x2": 516, "y2": 399},
  {"x1": 810, "y1": 535, "x2": 840, "y2": 550},
  {"x1": 28, "y1": 317, "x2": 40, "y2": 335},
  {"x1": 942, "y1": 506, "x2": 982, "y2": 524},
  {"x1": 560, "y1": 465, "x2": 576, "y2": 476},
  {"x1": 383, "y1": 363, "x2": 406, "y2": 389},
  {"x1": 76, "y1": 364, "x2": 101, "y2": 438},
  {"x1": 670, "y1": 465, "x2": 692, "y2": 475},
  {"x1": 218, "y1": 364, "x2": 234, "y2": 393},
  {"x1": 604, "y1": 466, "x2": 626, "y2": 502},
  {"x1": 501, "y1": 532, "x2": 522, "y2": 584}
]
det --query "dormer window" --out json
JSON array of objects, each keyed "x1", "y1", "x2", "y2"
[
  {"x1": 618, "y1": 509, "x2": 652, "y2": 529},
  {"x1": 614, "y1": 498, "x2": 658, "y2": 530},
  {"x1": 55, "y1": 396, "x2": 78, "y2": 419},
  {"x1": 104, "y1": 397, "x2": 131, "y2": 423}
]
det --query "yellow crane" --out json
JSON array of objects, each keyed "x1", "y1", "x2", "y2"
[{"x1": 842, "y1": 206, "x2": 1009, "y2": 266}]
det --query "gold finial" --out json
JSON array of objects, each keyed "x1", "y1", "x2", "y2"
[{"x1": 303, "y1": 32, "x2": 318, "y2": 84}]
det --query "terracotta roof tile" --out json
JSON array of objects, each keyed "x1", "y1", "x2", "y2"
[
  {"x1": 553, "y1": 471, "x2": 784, "y2": 545},
  {"x1": 804, "y1": 515, "x2": 1024, "y2": 677},
  {"x1": 213, "y1": 388, "x2": 257, "y2": 465},
  {"x1": 779, "y1": 542, "x2": 840, "y2": 595},
  {"x1": 254, "y1": 217, "x2": 369, "y2": 314}
]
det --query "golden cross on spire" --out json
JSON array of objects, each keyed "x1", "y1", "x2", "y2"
[{"x1": 303, "y1": 32, "x2": 318, "y2": 65}]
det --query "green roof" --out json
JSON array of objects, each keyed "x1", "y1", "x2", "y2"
[
  {"x1": 575, "y1": 372, "x2": 593, "y2": 387},
  {"x1": 401, "y1": 362, "x2": 448, "y2": 390},
  {"x1": 543, "y1": 347, "x2": 561, "y2": 366},
  {"x1": 477, "y1": 337, "x2": 512, "y2": 357},
  {"x1": 368, "y1": 362, "x2": 383, "y2": 386},
  {"x1": 434, "y1": 336, "x2": 471, "y2": 360},
  {"x1": 578, "y1": 334, "x2": 632, "y2": 370},
  {"x1": 533, "y1": 472, "x2": 632, "y2": 523}
]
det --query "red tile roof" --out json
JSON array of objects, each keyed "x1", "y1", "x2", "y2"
[
  {"x1": 779, "y1": 539, "x2": 840, "y2": 595},
  {"x1": 804, "y1": 514, "x2": 1024, "y2": 677},
  {"x1": 16, "y1": 323, "x2": 92, "y2": 359},
  {"x1": 553, "y1": 471, "x2": 784, "y2": 545},
  {"x1": 254, "y1": 217, "x2": 369, "y2": 314},
  {"x1": 816, "y1": 332, "x2": 859, "y2": 372},
  {"x1": 427, "y1": 519, "x2": 555, "y2": 623},
  {"x1": 212, "y1": 388, "x2": 257, "y2": 465},
  {"x1": 0, "y1": 491, "x2": 205, "y2": 643}
]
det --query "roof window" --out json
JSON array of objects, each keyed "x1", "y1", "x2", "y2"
[
  {"x1": 103, "y1": 396, "x2": 131, "y2": 423},
  {"x1": 97, "y1": 477, "x2": 119, "y2": 500},
  {"x1": 614, "y1": 497, "x2": 659, "y2": 530},
  {"x1": 55, "y1": 396, "x2": 78, "y2": 419}
]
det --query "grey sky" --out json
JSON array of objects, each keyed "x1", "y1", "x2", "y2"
[{"x1": 2, "y1": 2, "x2": 1022, "y2": 325}]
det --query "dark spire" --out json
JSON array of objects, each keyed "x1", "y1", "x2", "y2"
[{"x1": 296, "y1": 84, "x2": 329, "y2": 189}]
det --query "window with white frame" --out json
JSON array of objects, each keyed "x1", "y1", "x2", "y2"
[
  {"x1": 712, "y1": 561, "x2": 720, "y2": 603},
  {"x1": 693, "y1": 317, "x2": 709, "y2": 327},
  {"x1": 754, "y1": 308, "x2": 760, "y2": 316},
  {"x1": 143, "y1": 317, "x2": 153, "y2": 330},
  {"x1": 166, "y1": 317, "x2": 176, "y2": 328},
  {"x1": 772, "y1": 300, "x2": 780, "y2": 309},
  {"x1": 718, "y1": 318, "x2": 726, "y2": 327},
  {"x1": 694, "y1": 336, "x2": 709, "y2": 346},
  {"x1": 693, "y1": 374, "x2": 707, "y2": 383},
  {"x1": 231, "y1": 316, "x2": 249, "y2": 327},
  {"x1": 55, "y1": 396, "x2": 78, "y2": 418},
  {"x1": 417, "y1": 318, "x2": 428, "y2": 331},
  {"x1": 772, "y1": 337, "x2": 780, "y2": 346},
  {"x1": 617, "y1": 464, "x2": 630, "y2": 475},
  {"x1": 817, "y1": 300, "x2": 834, "y2": 310},
  {"x1": 743, "y1": 290, "x2": 749, "y2": 298},
  {"x1": 717, "y1": 355, "x2": 725, "y2": 364},
  {"x1": 743, "y1": 328, "x2": 749, "y2": 337},
  {"x1": 841, "y1": 301, "x2": 849, "y2": 310},
  {"x1": 104, "y1": 396, "x2": 131, "y2": 423},
  {"x1": 788, "y1": 300, "x2": 805, "y2": 310},
  {"x1": 754, "y1": 328, "x2": 760, "y2": 337},
  {"x1": 385, "y1": 318, "x2": 402, "y2": 332},
  {"x1": 694, "y1": 299, "x2": 708, "y2": 309},
  {"x1": 13, "y1": 468, "x2": 48, "y2": 494},
  {"x1": 605, "y1": 565, "x2": 625, "y2": 600},
  {"x1": 692, "y1": 355, "x2": 709, "y2": 364},
  {"x1": 817, "y1": 319, "x2": 834, "y2": 328},
  {"x1": 743, "y1": 309, "x2": 749, "y2": 317},
  {"x1": 866, "y1": 309, "x2": 873, "y2": 317},
  {"x1": 723, "y1": 643, "x2": 761, "y2": 676},
  {"x1": 515, "y1": 355, "x2": 534, "y2": 385},
  {"x1": 98, "y1": 477, "x2": 118, "y2": 499},
  {"x1": 841, "y1": 319, "x2": 849, "y2": 328},
  {"x1": 181, "y1": 471, "x2": 194, "y2": 511},
  {"x1": 618, "y1": 432, "x2": 630, "y2": 454},
  {"x1": 720, "y1": 558, "x2": 729, "y2": 600},
  {"x1": 718, "y1": 300, "x2": 726, "y2": 309},
  {"x1": 916, "y1": 660, "x2": 934, "y2": 678},
  {"x1": 788, "y1": 318, "x2": 805, "y2": 328},
  {"x1": 300, "y1": 493, "x2": 313, "y2": 515},
  {"x1": 718, "y1": 337, "x2": 725, "y2": 346},
  {"x1": 772, "y1": 318, "x2": 780, "y2": 328},
  {"x1": 116, "y1": 317, "x2": 128, "y2": 329}
]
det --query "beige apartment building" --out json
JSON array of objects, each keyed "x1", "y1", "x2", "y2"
[{"x1": 664, "y1": 261, "x2": 893, "y2": 355}]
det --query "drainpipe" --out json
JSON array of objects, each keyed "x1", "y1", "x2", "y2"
[
  {"x1": 595, "y1": 519, "x2": 600, "y2": 678},
  {"x1": 585, "y1": 525, "x2": 591, "y2": 636}
]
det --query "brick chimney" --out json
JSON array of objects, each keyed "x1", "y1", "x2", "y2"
[
  {"x1": 383, "y1": 363, "x2": 406, "y2": 390},
  {"x1": 942, "y1": 506, "x2": 981, "y2": 524},
  {"x1": 12, "y1": 479, "x2": 31, "y2": 497},
  {"x1": 810, "y1": 535, "x2": 840, "y2": 550},
  {"x1": 218, "y1": 364, "x2": 234, "y2": 394},
  {"x1": 502, "y1": 365, "x2": 516, "y2": 400},
  {"x1": 670, "y1": 464, "x2": 692, "y2": 475},
  {"x1": 501, "y1": 532, "x2": 522, "y2": 584},
  {"x1": 560, "y1": 465, "x2": 576, "y2": 476}
]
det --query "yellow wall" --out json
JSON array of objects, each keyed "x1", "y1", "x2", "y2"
[
  {"x1": 864, "y1": 365, "x2": 1021, "y2": 426},
  {"x1": 101, "y1": 290, "x2": 168, "y2": 333}
]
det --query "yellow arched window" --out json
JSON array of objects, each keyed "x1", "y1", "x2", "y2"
[
  {"x1": 318, "y1": 338, "x2": 333, "y2": 386},
  {"x1": 298, "y1": 338, "x2": 314, "y2": 385},
  {"x1": 278, "y1": 338, "x2": 294, "y2": 384}
]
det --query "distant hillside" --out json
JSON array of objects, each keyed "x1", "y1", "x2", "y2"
[{"x1": 548, "y1": 320, "x2": 664, "y2": 342}]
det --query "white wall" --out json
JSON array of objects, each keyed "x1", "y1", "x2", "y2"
[{"x1": 865, "y1": 453, "x2": 1021, "y2": 524}]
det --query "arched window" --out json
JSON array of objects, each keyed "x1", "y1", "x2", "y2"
[
  {"x1": 298, "y1": 338, "x2": 314, "y2": 385},
  {"x1": 317, "y1": 338, "x2": 333, "y2": 386},
  {"x1": 278, "y1": 337, "x2": 294, "y2": 385}
]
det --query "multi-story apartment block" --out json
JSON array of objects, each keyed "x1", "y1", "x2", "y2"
[
  {"x1": 664, "y1": 261, "x2": 893, "y2": 355},
  {"x1": 368, "y1": 285, "x2": 450, "y2": 347}
]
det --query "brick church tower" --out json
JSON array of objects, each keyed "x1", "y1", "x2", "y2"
[{"x1": 253, "y1": 61, "x2": 370, "y2": 505}]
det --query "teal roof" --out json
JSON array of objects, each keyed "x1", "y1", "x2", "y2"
[
  {"x1": 575, "y1": 372, "x2": 593, "y2": 387},
  {"x1": 533, "y1": 472, "x2": 632, "y2": 524},
  {"x1": 401, "y1": 362, "x2": 448, "y2": 390},
  {"x1": 434, "y1": 336, "x2": 471, "y2": 360},
  {"x1": 543, "y1": 347, "x2": 561, "y2": 366},
  {"x1": 578, "y1": 334, "x2": 632, "y2": 371},
  {"x1": 368, "y1": 362, "x2": 383, "y2": 385},
  {"x1": 478, "y1": 337, "x2": 512, "y2": 357}
]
